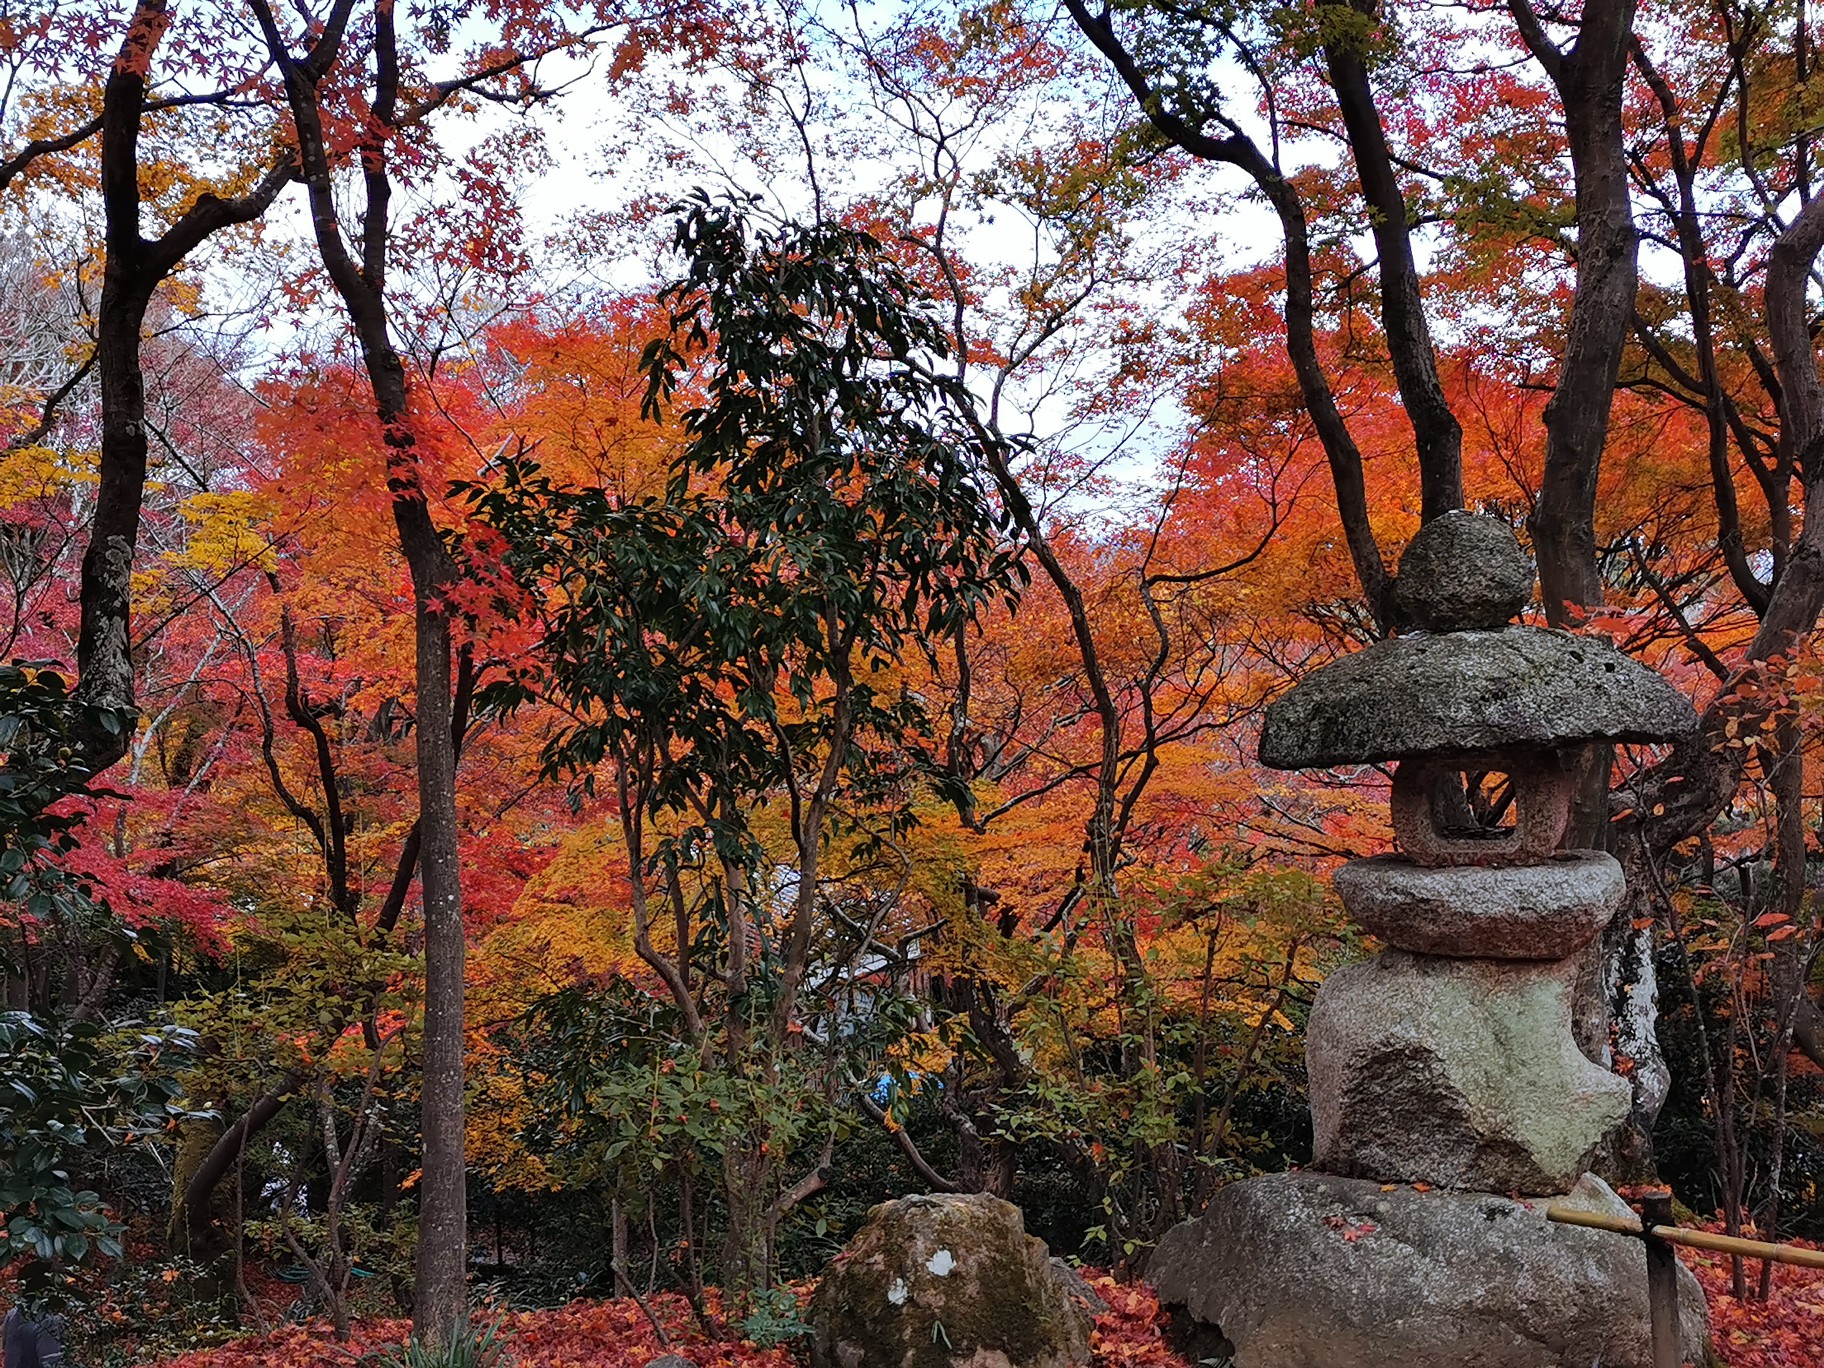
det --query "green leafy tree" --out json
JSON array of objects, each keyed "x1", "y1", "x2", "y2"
[
  {"x1": 0, "y1": 663, "x2": 135, "y2": 1016},
  {"x1": 0, "y1": 663, "x2": 194, "y2": 1307},
  {"x1": 462, "y1": 194, "x2": 1025, "y2": 1295}
]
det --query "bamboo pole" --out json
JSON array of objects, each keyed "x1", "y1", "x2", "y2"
[{"x1": 1545, "y1": 1203, "x2": 1824, "y2": 1271}]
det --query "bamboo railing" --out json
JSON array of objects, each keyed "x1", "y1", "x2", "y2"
[
  {"x1": 1543, "y1": 1203, "x2": 1824, "y2": 1271},
  {"x1": 1545, "y1": 1190, "x2": 1824, "y2": 1368}
]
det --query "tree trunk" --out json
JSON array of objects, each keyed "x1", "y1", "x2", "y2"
[
  {"x1": 77, "y1": 1, "x2": 291, "y2": 772},
  {"x1": 1524, "y1": 0, "x2": 1640, "y2": 625},
  {"x1": 1322, "y1": 2, "x2": 1463, "y2": 523},
  {"x1": 247, "y1": 0, "x2": 472, "y2": 1333},
  {"x1": 719, "y1": 1143, "x2": 773, "y2": 1298},
  {"x1": 79, "y1": 277, "x2": 153, "y2": 770},
  {"x1": 405, "y1": 549, "x2": 468, "y2": 1337},
  {"x1": 72, "y1": 8, "x2": 164, "y2": 772},
  {"x1": 1063, "y1": 0, "x2": 1395, "y2": 627},
  {"x1": 352, "y1": 297, "x2": 467, "y2": 1347}
]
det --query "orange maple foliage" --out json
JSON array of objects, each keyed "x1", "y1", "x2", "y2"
[{"x1": 120, "y1": 1246, "x2": 1824, "y2": 1368}]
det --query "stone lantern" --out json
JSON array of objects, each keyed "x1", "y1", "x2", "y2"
[
  {"x1": 1146, "y1": 514, "x2": 1713, "y2": 1368},
  {"x1": 1260, "y1": 511, "x2": 1694, "y2": 1194}
]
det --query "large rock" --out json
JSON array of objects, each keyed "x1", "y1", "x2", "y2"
[
  {"x1": 1307, "y1": 951, "x2": 1630, "y2": 1192},
  {"x1": 810, "y1": 1193, "x2": 1091, "y2": 1368},
  {"x1": 1147, "y1": 1171, "x2": 1712, "y2": 1368},
  {"x1": 1048, "y1": 1258, "x2": 1109, "y2": 1315},
  {"x1": 1334, "y1": 852, "x2": 1623, "y2": 959},
  {"x1": 1257, "y1": 625, "x2": 1696, "y2": 769}
]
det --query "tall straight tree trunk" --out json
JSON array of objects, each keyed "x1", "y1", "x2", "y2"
[
  {"x1": 249, "y1": 0, "x2": 470, "y2": 1335},
  {"x1": 395, "y1": 496, "x2": 467, "y2": 1337},
  {"x1": 1510, "y1": 0, "x2": 1640, "y2": 626}
]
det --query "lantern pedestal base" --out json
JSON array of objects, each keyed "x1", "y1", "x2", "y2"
[
  {"x1": 1307, "y1": 949, "x2": 1631, "y2": 1192},
  {"x1": 1147, "y1": 1171, "x2": 1712, "y2": 1368}
]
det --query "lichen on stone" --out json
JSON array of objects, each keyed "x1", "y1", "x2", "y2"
[{"x1": 810, "y1": 1194, "x2": 1090, "y2": 1368}]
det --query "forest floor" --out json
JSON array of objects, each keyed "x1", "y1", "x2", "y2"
[
  {"x1": 145, "y1": 1274, "x2": 1187, "y2": 1368},
  {"x1": 140, "y1": 1238, "x2": 1824, "y2": 1368},
  {"x1": 1684, "y1": 1228, "x2": 1824, "y2": 1367}
]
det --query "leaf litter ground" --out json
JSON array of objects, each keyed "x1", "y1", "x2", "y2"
[
  {"x1": 145, "y1": 1273, "x2": 1189, "y2": 1368},
  {"x1": 141, "y1": 1245, "x2": 1823, "y2": 1367}
]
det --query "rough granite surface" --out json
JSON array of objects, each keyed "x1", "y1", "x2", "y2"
[
  {"x1": 1333, "y1": 852, "x2": 1624, "y2": 959},
  {"x1": 1392, "y1": 512, "x2": 1535, "y2": 631},
  {"x1": 1306, "y1": 950, "x2": 1632, "y2": 1192},
  {"x1": 1146, "y1": 1171, "x2": 1712, "y2": 1368},
  {"x1": 1258, "y1": 626, "x2": 1696, "y2": 769},
  {"x1": 810, "y1": 1193, "x2": 1091, "y2": 1368}
]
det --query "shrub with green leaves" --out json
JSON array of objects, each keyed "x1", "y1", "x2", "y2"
[
  {"x1": 0, "y1": 1011, "x2": 197, "y2": 1306},
  {"x1": 0, "y1": 661, "x2": 128, "y2": 892},
  {"x1": 737, "y1": 1284, "x2": 812, "y2": 1349}
]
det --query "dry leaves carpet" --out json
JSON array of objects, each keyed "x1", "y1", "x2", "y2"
[
  {"x1": 141, "y1": 1245, "x2": 1824, "y2": 1367},
  {"x1": 1684, "y1": 1229, "x2": 1824, "y2": 1367},
  {"x1": 145, "y1": 1275, "x2": 1188, "y2": 1368}
]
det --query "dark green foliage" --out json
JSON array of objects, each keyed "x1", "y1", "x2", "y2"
[
  {"x1": 458, "y1": 192, "x2": 1024, "y2": 877},
  {"x1": 0, "y1": 664, "x2": 100, "y2": 821},
  {"x1": 368, "y1": 1317, "x2": 513, "y2": 1368},
  {"x1": 0, "y1": 664, "x2": 134, "y2": 987},
  {"x1": 458, "y1": 195, "x2": 1030, "y2": 1296},
  {"x1": 509, "y1": 982, "x2": 772, "y2": 1223},
  {"x1": 1653, "y1": 940, "x2": 1824, "y2": 1241},
  {"x1": 736, "y1": 1285, "x2": 812, "y2": 1349},
  {"x1": 0, "y1": 1011, "x2": 197, "y2": 1306},
  {"x1": 500, "y1": 977, "x2": 917, "y2": 1282},
  {"x1": 0, "y1": 667, "x2": 207, "y2": 1314}
]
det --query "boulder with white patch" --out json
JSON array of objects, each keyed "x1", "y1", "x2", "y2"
[{"x1": 809, "y1": 1193, "x2": 1091, "y2": 1368}]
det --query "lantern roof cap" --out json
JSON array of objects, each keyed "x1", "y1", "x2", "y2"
[
  {"x1": 1258, "y1": 514, "x2": 1696, "y2": 770},
  {"x1": 1258, "y1": 624, "x2": 1697, "y2": 769}
]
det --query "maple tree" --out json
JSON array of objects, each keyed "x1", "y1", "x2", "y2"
[{"x1": 0, "y1": 0, "x2": 754, "y2": 1344}]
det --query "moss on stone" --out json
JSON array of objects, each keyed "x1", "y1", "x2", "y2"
[{"x1": 810, "y1": 1194, "x2": 1090, "y2": 1368}]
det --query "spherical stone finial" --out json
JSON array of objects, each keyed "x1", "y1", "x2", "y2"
[{"x1": 1393, "y1": 511, "x2": 1534, "y2": 632}]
